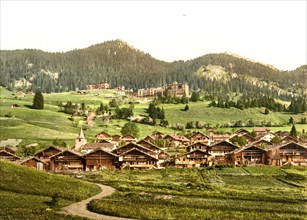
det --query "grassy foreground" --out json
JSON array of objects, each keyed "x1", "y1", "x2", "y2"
[
  {"x1": 0, "y1": 160, "x2": 100, "y2": 219},
  {"x1": 85, "y1": 166, "x2": 307, "y2": 220}
]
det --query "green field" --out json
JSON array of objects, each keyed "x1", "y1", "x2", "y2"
[
  {"x1": 0, "y1": 157, "x2": 306, "y2": 219},
  {"x1": 84, "y1": 166, "x2": 307, "y2": 220},
  {"x1": 0, "y1": 160, "x2": 100, "y2": 219},
  {"x1": 1, "y1": 86, "x2": 307, "y2": 149}
]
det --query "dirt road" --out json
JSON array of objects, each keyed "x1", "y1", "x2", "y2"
[{"x1": 60, "y1": 184, "x2": 134, "y2": 220}]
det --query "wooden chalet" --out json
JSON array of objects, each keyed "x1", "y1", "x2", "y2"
[
  {"x1": 81, "y1": 142, "x2": 116, "y2": 154},
  {"x1": 3, "y1": 146, "x2": 18, "y2": 154},
  {"x1": 83, "y1": 147, "x2": 118, "y2": 171},
  {"x1": 253, "y1": 128, "x2": 270, "y2": 136},
  {"x1": 0, "y1": 150, "x2": 20, "y2": 161},
  {"x1": 121, "y1": 134, "x2": 137, "y2": 143},
  {"x1": 164, "y1": 134, "x2": 190, "y2": 148},
  {"x1": 250, "y1": 139, "x2": 273, "y2": 149},
  {"x1": 274, "y1": 131, "x2": 291, "y2": 138},
  {"x1": 281, "y1": 136, "x2": 298, "y2": 144},
  {"x1": 137, "y1": 140, "x2": 161, "y2": 154},
  {"x1": 210, "y1": 133, "x2": 231, "y2": 143},
  {"x1": 144, "y1": 135, "x2": 157, "y2": 143},
  {"x1": 50, "y1": 150, "x2": 84, "y2": 172},
  {"x1": 259, "y1": 132, "x2": 276, "y2": 142},
  {"x1": 229, "y1": 145, "x2": 267, "y2": 165},
  {"x1": 240, "y1": 133, "x2": 256, "y2": 143},
  {"x1": 235, "y1": 129, "x2": 250, "y2": 136},
  {"x1": 186, "y1": 142, "x2": 209, "y2": 152},
  {"x1": 112, "y1": 142, "x2": 157, "y2": 157},
  {"x1": 190, "y1": 131, "x2": 210, "y2": 144},
  {"x1": 267, "y1": 142, "x2": 307, "y2": 166},
  {"x1": 151, "y1": 131, "x2": 165, "y2": 140},
  {"x1": 34, "y1": 146, "x2": 66, "y2": 170},
  {"x1": 158, "y1": 151, "x2": 169, "y2": 161},
  {"x1": 118, "y1": 148, "x2": 158, "y2": 170},
  {"x1": 111, "y1": 134, "x2": 121, "y2": 142},
  {"x1": 175, "y1": 149, "x2": 211, "y2": 168},
  {"x1": 17, "y1": 157, "x2": 47, "y2": 171},
  {"x1": 95, "y1": 131, "x2": 112, "y2": 141},
  {"x1": 209, "y1": 141, "x2": 239, "y2": 164}
]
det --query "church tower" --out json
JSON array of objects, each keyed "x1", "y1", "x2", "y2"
[{"x1": 74, "y1": 127, "x2": 87, "y2": 152}]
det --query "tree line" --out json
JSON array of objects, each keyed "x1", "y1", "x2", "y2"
[{"x1": 1, "y1": 40, "x2": 306, "y2": 102}]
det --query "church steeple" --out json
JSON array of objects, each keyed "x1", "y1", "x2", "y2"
[{"x1": 74, "y1": 127, "x2": 87, "y2": 152}]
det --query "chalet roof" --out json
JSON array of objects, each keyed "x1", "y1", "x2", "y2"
[
  {"x1": 97, "y1": 139, "x2": 113, "y2": 144},
  {"x1": 235, "y1": 128, "x2": 250, "y2": 134},
  {"x1": 144, "y1": 135, "x2": 157, "y2": 142},
  {"x1": 34, "y1": 145, "x2": 66, "y2": 156},
  {"x1": 211, "y1": 133, "x2": 231, "y2": 138},
  {"x1": 82, "y1": 142, "x2": 115, "y2": 150},
  {"x1": 119, "y1": 148, "x2": 158, "y2": 160},
  {"x1": 112, "y1": 142, "x2": 156, "y2": 155},
  {"x1": 122, "y1": 134, "x2": 136, "y2": 140},
  {"x1": 272, "y1": 141, "x2": 307, "y2": 151},
  {"x1": 50, "y1": 149, "x2": 83, "y2": 158},
  {"x1": 112, "y1": 134, "x2": 121, "y2": 138},
  {"x1": 258, "y1": 132, "x2": 275, "y2": 137},
  {"x1": 253, "y1": 128, "x2": 270, "y2": 132},
  {"x1": 231, "y1": 145, "x2": 267, "y2": 154},
  {"x1": 190, "y1": 131, "x2": 209, "y2": 138},
  {"x1": 250, "y1": 139, "x2": 273, "y2": 146},
  {"x1": 95, "y1": 131, "x2": 111, "y2": 138},
  {"x1": 137, "y1": 140, "x2": 161, "y2": 150},
  {"x1": 16, "y1": 156, "x2": 47, "y2": 165},
  {"x1": 210, "y1": 140, "x2": 239, "y2": 148},
  {"x1": 164, "y1": 134, "x2": 190, "y2": 142},
  {"x1": 0, "y1": 150, "x2": 20, "y2": 159},
  {"x1": 83, "y1": 147, "x2": 118, "y2": 157},
  {"x1": 3, "y1": 146, "x2": 18, "y2": 154},
  {"x1": 152, "y1": 131, "x2": 164, "y2": 136},
  {"x1": 274, "y1": 131, "x2": 291, "y2": 137},
  {"x1": 240, "y1": 133, "x2": 256, "y2": 140},
  {"x1": 281, "y1": 136, "x2": 298, "y2": 143}
]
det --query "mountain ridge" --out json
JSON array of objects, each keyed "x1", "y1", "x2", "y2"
[{"x1": 0, "y1": 39, "x2": 306, "y2": 99}]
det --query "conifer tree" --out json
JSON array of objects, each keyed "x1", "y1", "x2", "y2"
[
  {"x1": 33, "y1": 90, "x2": 44, "y2": 109},
  {"x1": 290, "y1": 124, "x2": 298, "y2": 138}
]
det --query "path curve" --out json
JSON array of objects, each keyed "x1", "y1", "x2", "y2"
[{"x1": 59, "y1": 184, "x2": 134, "y2": 220}]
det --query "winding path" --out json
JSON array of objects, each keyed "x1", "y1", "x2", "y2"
[{"x1": 59, "y1": 184, "x2": 134, "y2": 220}]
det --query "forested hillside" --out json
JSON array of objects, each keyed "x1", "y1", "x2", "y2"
[{"x1": 1, "y1": 39, "x2": 306, "y2": 100}]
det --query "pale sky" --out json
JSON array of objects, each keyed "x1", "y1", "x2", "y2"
[{"x1": 1, "y1": 1, "x2": 306, "y2": 70}]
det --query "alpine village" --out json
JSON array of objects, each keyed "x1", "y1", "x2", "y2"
[{"x1": 1, "y1": 40, "x2": 307, "y2": 220}]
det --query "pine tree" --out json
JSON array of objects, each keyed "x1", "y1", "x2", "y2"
[
  {"x1": 33, "y1": 90, "x2": 44, "y2": 109},
  {"x1": 290, "y1": 124, "x2": 298, "y2": 138}
]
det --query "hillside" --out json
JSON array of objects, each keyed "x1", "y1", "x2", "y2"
[
  {"x1": 0, "y1": 160, "x2": 100, "y2": 219},
  {"x1": 1, "y1": 86, "x2": 307, "y2": 149},
  {"x1": 86, "y1": 167, "x2": 307, "y2": 220},
  {"x1": 1, "y1": 39, "x2": 306, "y2": 99}
]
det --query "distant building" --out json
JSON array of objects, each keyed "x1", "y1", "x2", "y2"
[
  {"x1": 137, "y1": 87, "x2": 164, "y2": 97},
  {"x1": 137, "y1": 82, "x2": 189, "y2": 98},
  {"x1": 86, "y1": 82, "x2": 110, "y2": 90},
  {"x1": 164, "y1": 82, "x2": 189, "y2": 98}
]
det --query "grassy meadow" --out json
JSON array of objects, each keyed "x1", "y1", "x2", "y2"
[
  {"x1": 0, "y1": 160, "x2": 100, "y2": 219},
  {"x1": 1, "y1": 86, "x2": 307, "y2": 149},
  {"x1": 84, "y1": 166, "x2": 307, "y2": 220}
]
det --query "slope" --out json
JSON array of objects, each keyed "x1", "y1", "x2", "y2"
[{"x1": 0, "y1": 160, "x2": 100, "y2": 219}]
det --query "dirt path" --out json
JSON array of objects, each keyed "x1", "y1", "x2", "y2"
[{"x1": 60, "y1": 184, "x2": 134, "y2": 220}]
